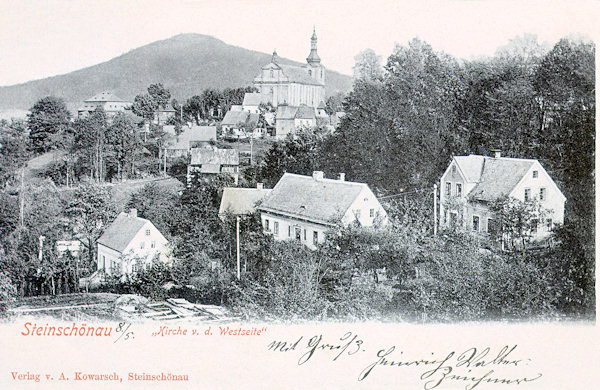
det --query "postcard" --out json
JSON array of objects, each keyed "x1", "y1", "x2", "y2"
[{"x1": 0, "y1": 0, "x2": 598, "y2": 389}]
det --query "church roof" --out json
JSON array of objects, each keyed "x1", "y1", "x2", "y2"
[{"x1": 278, "y1": 64, "x2": 323, "y2": 86}]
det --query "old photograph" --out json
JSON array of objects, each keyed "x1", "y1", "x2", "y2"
[{"x1": 0, "y1": 0, "x2": 597, "y2": 388}]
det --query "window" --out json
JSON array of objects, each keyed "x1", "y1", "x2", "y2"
[
  {"x1": 308, "y1": 69, "x2": 312, "y2": 76},
  {"x1": 303, "y1": 229, "x2": 306, "y2": 240},
  {"x1": 456, "y1": 183, "x2": 462, "y2": 197},
  {"x1": 531, "y1": 219, "x2": 538, "y2": 234},
  {"x1": 354, "y1": 210, "x2": 361, "y2": 219},
  {"x1": 140, "y1": 241, "x2": 145, "y2": 249},
  {"x1": 313, "y1": 231, "x2": 318, "y2": 246},
  {"x1": 539, "y1": 188, "x2": 546, "y2": 201},
  {"x1": 452, "y1": 165, "x2": 456, "y2": 174},
  {"x1": 102, "y1": 255, "x2": 106, "y2": 268},
  {"x1": 288, "y1": 225, "x2": 291, "y2": 237},
  {"x1": 295, "y1": 227, "x2": 301, "y2": 240},
  {"x1": 472, "y1": 215, "x2": 480, "y2": 232},
  {"x1": 524, "y1": 188, "x2": 531, "y2": 202},
  {"x1": 273, "y1": 221, "x2": 279, "y2": 235},
  {"x1": 370, "y1": 208, "x2": 375, "y2": 218},
  {"x1": 265, "y1": 219, "x2": 270, "y2": 231},
  {"x1": 446, "y1": 182, "x2": 451, "y2": 196},
  {"x1": 546, "y1": 219, "x2": 553, "y2": 231},
  {"x1": 151, "y1": 241, "x2": 156, "y2": 249},
  {"x1": 145, "y1": 229, "x2": 150, "y2": 236},
  {"x1": 487, "y1": 218, "x2": 496, "y2": 234},
  {"x1": 532, "y1": 170, "x2": 538, "y2": 178},
  {"x1": 270, "y1": 69, "x2": 274, "y2": 77}
]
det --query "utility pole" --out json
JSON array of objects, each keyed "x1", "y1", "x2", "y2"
[
  {"x1": 250, "y1": 133, "x2": 254, "y2": 165},
  {"x1": 433, "y1": 184, "x2": 438, "y2": 236},
  {"x1": 19, "y1": 167, "x2": 24, "y2": 229},
  {"x1": 236, "y1": 216, "x2": 240, "y2": 280}
]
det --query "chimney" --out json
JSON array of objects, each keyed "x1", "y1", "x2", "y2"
[
  {"x1": 312, "y1": 171, "x2": 324, "y2": 180},
  {"x1": 257, "y1": 182, "x2": 264, "y2": 190},
  {"x1": 491, "y1": 149, "x2": 501, "y2": 158},
  {"x1": 339, "y1": 173, "x2": 345, "y2": 182},
  {"x1": 129, "y1": 208, "x2": 137, "y2": 218}
]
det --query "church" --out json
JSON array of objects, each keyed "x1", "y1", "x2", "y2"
[{"x1": 251, "y1": 28, "x2": 326, "y2": 109}]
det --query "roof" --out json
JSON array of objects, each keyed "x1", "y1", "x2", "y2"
[
  {"x1": 453, "y1": 155, "x2": 537, "y2": 202},
  {"x1": 190, "y1": 148, "x2": 239, "y2": 166},
  {"x1": 84, "y1": 91, "x2": 128, "y2": 103},
  {"x1": 221, "y1": 110, "x2": 249, "y2": 126},
  {"x1": 278, "y1": 64, "x2": 324, "y2": 86},
  {"x1": 219, "y1": 187, "x2": 272, "y2": 216},
  {"x1": 259, "y1": 173, "x2": 368, "y2": 225},
  {"x1": 97, "y1": 212, "x2": 149, "y2": 252},
  {"x1": 165, "y1": 126, "x2": 216, "y2": 150},
  {"x1": 276, "y1": 105, "x2": 316, "y2": 120},
  {"x1": 295, "y1": 105, "x2": 316, "y2": 119},
  {"x1": 242, "y1": 93, "x2": 265, "y2": 107},
  {"x1": 317, "y1": 101, "x2": 326, "y2": 109}
]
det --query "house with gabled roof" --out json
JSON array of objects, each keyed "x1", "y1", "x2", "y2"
[
  {"x1": 187, "y1": 147, "x2": 239, "y2": 183},
  {"x1": 78, "y1": 91, "x2": 132, "y2": 119},
  {"x1": 275, "y1": 104, "x2": 317, "y2": 139},
  {"x1": 439, "y1": 151, "x2": 566, "y2": 239},
  {"x1": 218, "y1": 183, "x2": 272, "y2": 220},
  {"x1": 258, "y1": 171, "x2": 387, "y2": 248},
  {"x1": 221, "y1": 110, "x2": 260, "y2": 139},
  {"x1": 163, "y1": 125, "x2": 216, "y2": 158},
  {"x1": 97, "y1": 209, "x2": 170, "y2": 277}
]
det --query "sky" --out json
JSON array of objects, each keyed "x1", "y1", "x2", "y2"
[{"x1": 0, "y1": 0, "x2": 597, "y2": 86}]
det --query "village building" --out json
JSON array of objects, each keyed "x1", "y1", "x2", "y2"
[
  {"x1": 153, "y1": 103, "x2": 177, "y2": 124},
  {"x1": 220, "y1": 110, "x2": 260, "y2": 139},
  {"x1": 258, "y1": 171, "x2": 387, "y2": 249},
  {"x1": 218, "y1": 183, "x2": 272, "y2": 220},
  {"x1": 96, "y1": 209, "x2": 170, "y2": 277},
  {"x1": 187, "y1": 147, "x2": 239, "y2": 183},
  {"x1": 274, "y1": 104, "x2": 316, "y2": 139},
  {"x1": 163, "y1": 125, "x2": 216, "y2": 158},
  {"x1": 253, "y1": 29, "x2": 325, "y2": 109},
  {"x1": 439, "y1": 151, "x2": 566, "y2": 240},
  {"x1": 241, "y1": 93, "x2": 267, "y2": 114},
  {"x1": 77, "y1": 91, "x2": 131, "y2": 119}
]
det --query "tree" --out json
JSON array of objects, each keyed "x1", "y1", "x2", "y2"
[
  {"x1": 148, "y1": 83, "x2": 172, "y2": 125},
  {"x1": 27, "y1": 96, "x2": 71, "y2": 153},
  {"x1": 131, "y1": 94, "x2": 157, "y2": 122},
  {"x1": 105, "y1": 112, "x2": 141, "y2": 180},
  {"x1": 72, "y1": 107, "x2": 109, "y2": 182},
  {"x1": 352, "y1": 48, "x2": 384, "y2": 82}
]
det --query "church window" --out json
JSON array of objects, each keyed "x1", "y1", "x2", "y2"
[
  {"x1": 308, "y1": 69, "x2": 312, "y2": 76},
  {"x1": 270, "y1": 69, "x2": 274, "y2": 77}
]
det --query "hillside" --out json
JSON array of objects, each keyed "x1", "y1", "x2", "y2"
[{"x1": 0, "y1": 34, "x2": 352, "y2": 110}]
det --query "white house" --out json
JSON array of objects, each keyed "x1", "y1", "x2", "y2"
[
  {"x1": 258, "y1": 171, "x2": 387, "y2": 249},
  {"x1": 187, "y1": 147, "x2": 239, "y2": 184},
  {"x1": 163, "y1": 125, "x2": 217, "y2": 158},
  {"x1": 439, "y1": 151, "x2": 566, "y2": 239},
  {"x1": 77, "y1": 91, "x2": 131, "y2": 119},
  {"x1": 275, "y1": 104, "x2": 316, "y2": 139},
  {"x1": 96, "y1": 209, "x2": 170, "y2": 277}
]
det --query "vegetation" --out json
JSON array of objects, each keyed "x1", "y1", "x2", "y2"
[{"x1": 0, "y1": 35, "x2": 594, "y2": 322}]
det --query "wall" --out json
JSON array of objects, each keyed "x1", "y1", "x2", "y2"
[{"x1": 261, "y1": 212, "x2": 330, "y2": 249}]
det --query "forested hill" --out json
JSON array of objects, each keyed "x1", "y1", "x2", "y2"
[{"x1": 0, "y1": 33, "x2": 352, "y2": 110}]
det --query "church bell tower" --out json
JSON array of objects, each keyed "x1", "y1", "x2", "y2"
[{"x1": 306, "y1": 27, "x2": 324, "y2": 85}]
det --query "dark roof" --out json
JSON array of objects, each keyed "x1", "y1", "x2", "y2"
[
  {"x1": 454, "y1": 155, "x2": 536, "y2": 202},
  {"x1": 97, "y1": 212, "x2": 148, "y2": 252},
  {"x1": 295, "y1": 105, "x2": 316, "y2": 119},
  {"x1": 190, "y1": 148, "x2": 239, "y2": 166},
  {"x1": 259, "y1": 173, "x2": 367, "y2": 225},
  {"x1": 276, "y1": 105, "x2": 316, "y2": 120},
  {"x1": 219, "y1": 187, "x2": 272, "y2": 216}
]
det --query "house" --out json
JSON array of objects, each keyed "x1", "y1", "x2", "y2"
[
  {"x1": 187, "y1": 147, "x2": 239, "y2": 183},
  {"x1": 253, "y1": 29, "x2": 325, "y2": 108},
  {"x1": 96, "y1": 209, "x2": 170, "y2": 277},
  {"x1": 218, "y1": 183, "x2": 272, "y2": 220},
  {"x1": 77, "y1": 91, "x2": 131, "y2": 119},
  {"x1": 275, "y1": 104, "x2": 316, "y2": 139},
  {"x1": 153, "y1": 103, "x2": 177, "y2": 124},
  {"x1": 221, "y1": 110, "x2": 260, "y2": 139},
  {"x1": 56, "y1": 240, "x2": 82, "y2": 258},
  {"x1": 258, "y1": 171, "x2": 387, "y2": 249},
  {"x1": 439, "y1": 151, "x2": 566, "y2": 240},
  {"x1": 242, "y1": 93, "x2": 269, "y2": 114},
  {"x1": 164, "y1": 125, "x2": 217, "y2": 158}
]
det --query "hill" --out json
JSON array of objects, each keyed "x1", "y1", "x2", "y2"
[{"x1": 0, "y1": 34, "x2": 352, "y2": 110}]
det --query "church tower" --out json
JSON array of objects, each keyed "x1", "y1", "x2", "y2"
[{"x1": 306, "y1": 27, "x2": 325, "y2": 85}]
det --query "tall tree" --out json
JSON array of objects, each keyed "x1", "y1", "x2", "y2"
[{"x1": 27, "y1": 96, "x2": 71, "y2": 153}]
